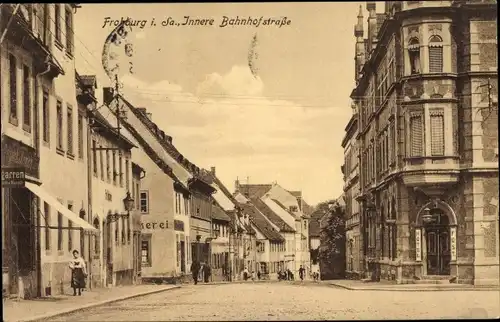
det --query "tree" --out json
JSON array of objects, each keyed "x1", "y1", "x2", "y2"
[{"x1": 318, "y1": 203, "x2": 346, "y2": 279}]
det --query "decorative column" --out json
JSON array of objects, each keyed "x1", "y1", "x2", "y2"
[{"x1": 450, "y1": 226, "x2": 457, "y2": 261}]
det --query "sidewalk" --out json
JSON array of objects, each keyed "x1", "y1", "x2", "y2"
[
  {"x1": 3, "y1": 284, "x2": 180, "y2": 322},
  {"x1": 327, "y1": 279, "x2": 500, "y2": 291}
]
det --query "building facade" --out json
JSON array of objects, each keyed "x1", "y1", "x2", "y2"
[
  {"x1": 342, "y1": 111, "x2": 361, "y2": 279},
  {"x1": 350, "y1": 1, "x2": 498, "y2": 285}
]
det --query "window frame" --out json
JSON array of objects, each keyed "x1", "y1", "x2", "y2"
[
  {"x1": 66, "y1": 104, "x2": 74, "y2": 157},
  {"x1": 54, "y1": 4, "x2": 62, "y2": 45},
  {"x1": 77, "y1": 112, "x2": 84, "y2": 159},
  {"x1": 429, "y1": 109, "x2": 445, "y2": 156},
  {"x1": 140, "y1": 190, "x2": 149, "y2": 214},
  {"x1": 409, "y1": 112, "x2": 424, "y2": 157},
  {"x1": 141, "y1": 234, "x2": 152, "y2": 267},
  {"x1": 44, "y1": 202, "x2": 51, "y2": 251},
  {"x1": 22, "y1": 64, "x2": 32, "y2": 132},
  {"x1": 42, "y1": 90, "x2": 50, "y2": 144},
  {"x1": 56, "y1": 100, "x2": 64, "y2": 151},
  {"x1": 9, "y1": 54, "x2": 18, "y2": 123},
  {"x1": 57, "y1": 211, "x2": 63, "y2": 251},
  {"x1": 67, "y1": 203, "x2": 73, "y2": 251},
  {"x1": 64, "y1": 5, "x2": 74, "y2": 56},
  {"x1": 428, "y1": 35, "x2": 444, "y2": 74},
  {"x1": 408, "y1": 38, "x2": 421, "y2": 75}
]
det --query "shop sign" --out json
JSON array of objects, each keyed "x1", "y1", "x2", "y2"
[
  {"x1": 174, "y1": 220, "x2": 185, "y2": 232},
  {"x1": 450, "y1": 227, "x2": 457, "y2": 261},
  {"x1": 415, "y1": 228, "x2": 422, "y2": 262},
  {"x1": 1, "y1": 136, "x2": 39, "y2": 178},
  {"x1": 1, "y1": 167, "x2": 26, "y2": 187},
  {"x1": 141, "y1": 221, "x2": 169, "y2": 230}
]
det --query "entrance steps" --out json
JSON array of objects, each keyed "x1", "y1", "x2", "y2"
[{"x1": 413, "y1": 275, "x2": 452, "y2": 284}]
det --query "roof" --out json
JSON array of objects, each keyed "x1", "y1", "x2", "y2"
[
  {"x1": 212, "y1": 203, "x2": 231, "y2": 222},
  {"x1": 239, "y1": 203, "x2": 284, "y2": 242},
  {"x1": 301, "y1": 200, "x2": 315, "y2": 217},
  {"x1": 251, "y1": 198, "x2": 295, "y2": 233},
  {"x1": 208, "y1": 171, "x2": 240, "y2": 208},
  {"x1": 238, "y1": 184, "x2": 272, "y2": 199},
  {"x1": 376, "y1": 13, "x2": 386, "y2": 35},
  {"x1": 120, "y1": 96, "x2": 212, "y2": 188},
  {"x1": 91, "y1": 110, "x2": 137, "y2": 149},
  {"x1": 288, "y1": 191, "x2": 302, "y2": 198},
  {"x1": 271, "y1": 198, "x2": 299, "y2": 219}
]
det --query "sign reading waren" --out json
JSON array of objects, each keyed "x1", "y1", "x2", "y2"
[{"x1": 1, "y1": 167, "x2": 26, "y2": 187}]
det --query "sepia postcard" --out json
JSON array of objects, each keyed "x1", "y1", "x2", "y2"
[{"x1": 1, "y1": 1, "x2": 499, "y2": 321}]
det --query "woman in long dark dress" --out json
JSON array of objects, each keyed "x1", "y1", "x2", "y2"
[{"x1": 69, "y1": 250, "x2": 87, "y2": 296}]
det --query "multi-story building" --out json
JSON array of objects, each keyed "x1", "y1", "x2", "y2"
[
  {"x1": 1, "y1": 4, "x2": 101, "y2": 298},
  {"x1": 308, "y1": 209, "x2": 325, "y2": 278},
  {"x1": 341, "y1": 109, "x2": 361, "y2": 279},
  {"x1": 350, "y1": 1, "x2": 498, "y2": 285},
  {"x1": 235, "y1": 182, "x2": 311, "y2": 278}
]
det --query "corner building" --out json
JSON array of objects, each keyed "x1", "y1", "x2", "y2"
[{"x1": 350, "y1": 1, "x2": 498, "y2": 285}]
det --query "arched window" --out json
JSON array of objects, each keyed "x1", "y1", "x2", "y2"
[
  {"x1": 408, "y1": 38, "x2": 421, "y2": 74},
  {"x1": 93, "y1": 217, "x2": 100, "y2": 254},
  {"x1": 429, "y1": 35, "x2": 443, "y2": 73}
]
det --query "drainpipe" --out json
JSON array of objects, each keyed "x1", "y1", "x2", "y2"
[
  {"x1": 33, "y1": 55, "x2": 51, "y2": 298},
  {"x1": 86, "y1": 103, "x2": 93, "y2": 289}
]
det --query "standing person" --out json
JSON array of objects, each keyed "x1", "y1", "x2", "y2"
[
  {"x1": 203, "y1": 264, "x2": 212, "y2": 283},
  {"x1": 242, "y1": 267, "x2": 248, "y2": 281},
  {"x1": 257, "y1": 270, "x2": 261, "y2": 280},
  {"x1": 251, "y1": 271, "x2": 255, "y2": 281},
  {"x1": 69, "y1": 250, "x2": 87, "y2": 296},
  {"x1": 299, "y1": 265, "x2": 305, "y2": 281},
  {"x1": 191, "y1": 260, "x2": 201, "y2": 285}
]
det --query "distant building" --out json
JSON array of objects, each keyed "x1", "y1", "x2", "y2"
[
  {"x1": 341, "y1": 108, "x2": 361, "y2": 279},
  {"x1": 348, "y1": 1, "x2": 498, "y2": 285}
]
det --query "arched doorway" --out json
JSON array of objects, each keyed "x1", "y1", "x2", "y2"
[{"x1": 424, "y1": 209, "x2": 451, "y2": 275}]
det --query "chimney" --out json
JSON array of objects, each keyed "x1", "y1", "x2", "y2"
[
  {"x1": 234, "y1": 178, "x2": 240, "y2": 192},
  {"x1": 210, "y1": 167, "x2": 216, "y2": 175},
  {"x1": 103, "y1": 87, "x2": 114, "y2": 105}
]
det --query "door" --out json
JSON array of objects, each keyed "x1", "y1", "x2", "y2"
[
  {"x1": 180, "y1": 241, "x2": 186, "y2": 273},
  {"x1": 425, "y1": 212, "x2": 451, "y2": 275},
  {"x1": 103, "y1": 220, "x2": 112, "y2": 285}
]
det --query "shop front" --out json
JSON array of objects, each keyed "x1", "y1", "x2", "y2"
[{"x1": 2, "y1": 136, "x2": 40, "y2": 299}]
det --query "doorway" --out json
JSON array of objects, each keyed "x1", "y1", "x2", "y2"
[
  {"x1": 103, "y1": 219, "x2": 113, "y2": 285},
  {"x1": 180, "y1": 241, "x2": 186, "y2": 273},
  {"x1": 9, "y1": 188, "x2": 35, "y2": 295},
  {"x1": 425, "y1": 210, "x2": 451, "y2": 275}
]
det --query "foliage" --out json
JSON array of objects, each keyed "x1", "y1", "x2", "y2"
[{"x1": 318, "y1": 205, "x2": 346, "y2": 276}]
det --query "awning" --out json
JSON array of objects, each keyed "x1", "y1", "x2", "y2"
[{"x1": 25, "y1": 182, "x2": 98, "y2": 232}]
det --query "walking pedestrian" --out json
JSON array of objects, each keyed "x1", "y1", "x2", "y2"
[
  {"x1": 257, "y1": 271, "x2": 261, "y2": 280},
  {"x1": 69, "y1": 250, "x2": 87, "y2": 296},
  {"x1": 203, "y1": 264, "x2": 212, "y2": 283},
  {"x1": 299, "y1": 265, "x2": 305, "y2": 281},
  {"x1": 191, "y1": 260, "x2": 201, "y2": 285},
  {"x1": 251, "y1": 271, "x2": 255, "y2": 281},
  {"x1": 243, "y1": 267, "x2": 249, "y2": 281}
]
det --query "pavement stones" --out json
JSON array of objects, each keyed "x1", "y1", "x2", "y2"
[{"x1": 3, "y1": 284, "x2": 180, "y2": 322}]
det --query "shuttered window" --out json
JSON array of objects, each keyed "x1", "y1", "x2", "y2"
[
  {"x1": 429, "y1": 47, "x2": 443, "y2": 73},
  {"x1": 430, "y1": 111, "x2": 445, "y2": 156},
  {"x1": 410, "y1": 114, "x2": 423, "y2": 157}
]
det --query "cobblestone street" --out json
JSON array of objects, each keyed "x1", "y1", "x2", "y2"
[{"x1": 38, "y1": 282, "x2": 500, "y2": 321}]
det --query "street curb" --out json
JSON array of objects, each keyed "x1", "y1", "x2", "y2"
[
  {"x1": 190, "y1": 280, "x2": 275, "y2": 286},
  {"x1": 17, "y1": 285, "x2": 181, "y2": 322},
  {"x1": 329, "y1": 283, "x2": 500, "y2": 292}
]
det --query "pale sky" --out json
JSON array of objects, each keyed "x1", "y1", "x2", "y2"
[{"x1": 74, "y1": 2, "x2": 381, "y2": 206}]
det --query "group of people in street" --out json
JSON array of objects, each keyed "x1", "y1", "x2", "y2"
[{"x1": 189, "y1": 260, "x2": 212, "y2": 285}]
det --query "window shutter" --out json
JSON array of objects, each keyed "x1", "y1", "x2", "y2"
[
  {"x1": 430, "y1": 112, "x2": 445, "y2": 156},
  {"x1": 410, "y1": 114, "x2": 423, "y2": 157},
  {"x1": 429, "y1": 47, "x2": 443, "y2": 73}
]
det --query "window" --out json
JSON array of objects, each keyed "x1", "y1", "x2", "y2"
[
  {"x1": 125, "y1": 160, "x2": 130, "y2": 190},
  {"x1": 67, "y1": 105, "x2": 73, "y2": 155},
  {"x1": 55, "y1": 4, "x2": 62, "y2": 43},
  {"x1": 121, "y1": 216, "x2": 126, "y2": 245},
  {"x1": 140, "y1": 191, "x2": 149, "y2": 214},
  {"x1": 22, "y1": 65, "x2": 31, "y2": 130},
  {"x1": 68, "y1": 204, "x2": 73, "y2": 251},
  {"x1": 127, "y1": 217, "x2": 131, "y2": 244},
  {"x1": 92, "y1": 140, "x2": 97, "y2": 176},
  {"x1": 390, "y1": 122, "x2": 396, "y2": 164},
  {"x1": 106, "y1": 151, "x2": 111, "y2": 181},
  {"x1": 135, "y1": 183, "x2": 140, "y2": 210},
  {"x1": 289, "y1": 206, "x2": 298, "y2": 212},
  {"x1": 408, "y1": 38, "x2": 421, "y2": 75},
  {"x1": 429, "y1": 36, "x2": 443, "y2": 73},
  {"x1": 78, "y1": 113, "x2": 84, "y2": 158},
  {"x1": 141, "y1": 235, "x2": 152, "y2": 267},
  {"x1": 93, "y1": 218, "x2": 100, "y2": 254},
  {"x1": 430, "y1": 110, "x2": 445, "y2": 156},
  {"x1": 65, "y1": 6, "x2": 74, "y2": 55},
  {"x1": 57, "y1": 211, "x2": 63, "y2": 251},
  {"x1": 56, "y1": 101, "x2": 63, "y2": 149},
  {"x1": 409, "y1": 113, "x2": 423, "y2": 157},
  {"x1": 44, "y1": 202, "x2": 51, "y2": 251},
  {"x1": 112, "y1": 151, "x2": 116, "y2": 185},
  {"x1": 42, "y1": 92, "x2": 49, "y2": 143},
  {"x1": 9, "y1": 54, "x2": 17, "y2": 120},
  {"x1": 100, "y1": 148, "x2": 104, "y2": 180},
  {"x1": 119, "y1": 155, "x2": 123, "y2": 187}
]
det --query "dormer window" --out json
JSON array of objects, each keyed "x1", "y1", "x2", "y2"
[
  {"x1": 408, "y1": 38, "x2": 421, "y2": 74},
  {"x1": 428, "y1": 35, "x2": 443, "y2": 73}
]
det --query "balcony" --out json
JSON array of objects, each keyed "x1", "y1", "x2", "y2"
[{"x1": 401, "y1": 156, "x2": 460, "y2": 192}]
